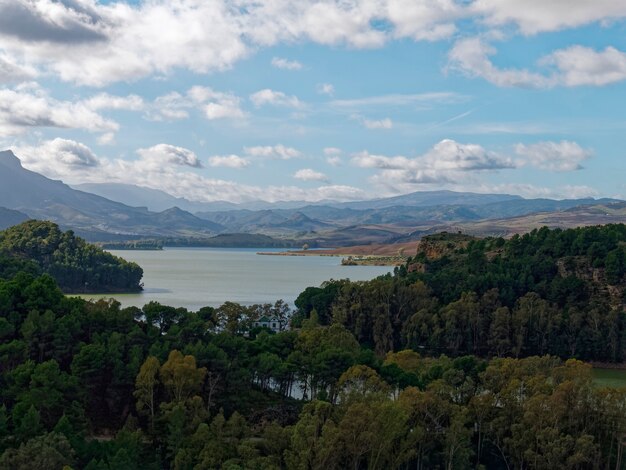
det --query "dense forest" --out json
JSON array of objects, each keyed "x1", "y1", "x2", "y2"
[
  {"x1": 0, "y1": 221, "x2": 143, "y2": 293},
  {"x1": 296, "y1": 225, "x2": 626, "y2": 362},
  {"x1": 0, "y1": 224, "x2": 625, "y2": 469}
]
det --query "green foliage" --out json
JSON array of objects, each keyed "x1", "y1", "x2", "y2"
[
  {"x1": 0, "y1": 224, "x2": 624, "y2": 469},
  {"x1": 0, "y1": 220, "x2": 143, "y2": 292}
]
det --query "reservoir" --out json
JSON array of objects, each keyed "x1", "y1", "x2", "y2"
[{"x1": 80, "y1": 247, "x2": 392, "y2": 311}]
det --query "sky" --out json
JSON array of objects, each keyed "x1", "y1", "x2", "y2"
[{"x1": 1, "y1": 0, "x2": 626, "y2": 204}]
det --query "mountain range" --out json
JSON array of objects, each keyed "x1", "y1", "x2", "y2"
[
  {"x1": 0, "y1": 150, "x2": 221, "y2": 240},
  {"x1": 2, "y1": 149, "x2": 625, "y2": 245}
]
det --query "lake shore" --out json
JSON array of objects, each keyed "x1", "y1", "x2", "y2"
[{"x1": 257, "y1": 241, "x2": 419, "y2": 266}]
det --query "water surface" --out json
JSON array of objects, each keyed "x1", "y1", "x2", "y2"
[{"x1": 80, "y1": 247, "x2": 391, "y2": 310}]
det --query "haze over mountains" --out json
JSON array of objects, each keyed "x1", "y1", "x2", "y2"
[{"x1": 2, "y1": 149, "x2": 625, "y2": 245}]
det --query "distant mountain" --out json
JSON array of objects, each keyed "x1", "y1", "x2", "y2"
[
  {"x1": 0, "y1": 150, "x2": 221, "y2": 239},
  {"x1": 73, "y1": 182, "x2": 239, "y2": 212},
  {"x1": 5, "y1": 149, "x2": 625, "y2": 246},
  {"x1": 331, "y1": 190, "x2": 522, "y2": 210},
  {"x1": 0, "y1": 207, "x2": 29, "y2": 230}
]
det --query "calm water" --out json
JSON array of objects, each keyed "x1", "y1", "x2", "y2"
[{"x1": 79, "y1": 248, "x2": 392, "y2": 311}]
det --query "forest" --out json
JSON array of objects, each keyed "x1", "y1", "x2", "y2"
[
  {"x1": 0, "y1": 224, "x2": 625, "y2": 469},
  {"x1": 0, "y1": 221, "x2": 143, "y2": 293},
  {"x1": 296, "y1": 225, "x2": 626, "y2": 362}
]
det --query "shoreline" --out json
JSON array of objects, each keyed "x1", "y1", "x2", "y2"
[{"x1": 257, "y1": 250, "x2": 407, "y2": 266}]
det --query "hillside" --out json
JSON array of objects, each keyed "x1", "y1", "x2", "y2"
[
  {"x1": 73, "y1": 182, "x2": 239, "y2": 213},
  {"x1": 296, "y1": 224, "x2": 626, "y2": 361},
  {"x1": 0, "y1": 150, "x2": 221, "y2": 238},
  {"x1": 0, "y1": 207, "x2": 29, "y2": 230},
  {"x1": 0, "y1": 220, "x2": 143, "y2": 292}
]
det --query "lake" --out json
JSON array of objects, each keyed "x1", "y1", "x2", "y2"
[{"x1": 79, "y1": 247, "x2": 392, "y2": 311}]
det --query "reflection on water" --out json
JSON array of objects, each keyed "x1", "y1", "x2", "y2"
[{"x1": 78, "y1": 247, "x2": 392, "y2": 311}]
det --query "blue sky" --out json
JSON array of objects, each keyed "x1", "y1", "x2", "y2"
[{"x1": 1, "y1": 0, "x2": 626, "y2": 203}]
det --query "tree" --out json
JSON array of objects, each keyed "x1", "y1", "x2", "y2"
[
  {"x1": 134, "y1": 356, "x2": 160, "y2": 432},
  {"x1": 0, "y1": 433, "x2": 75, "y2": 470},
  {"x1": 15, "y1": 405, "x2": 43, "y2": 443},
  {"x1": 159, "y1": 350, "x2": 206, "y2": 404}
]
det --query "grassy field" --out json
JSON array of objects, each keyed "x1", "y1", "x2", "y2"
[{"x1": 592, "y1": 368, "x2": 626, "y2": 388}]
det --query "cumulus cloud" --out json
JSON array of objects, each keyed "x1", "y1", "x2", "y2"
[
  {"x1": 0, "y1": 1, "x2": 247, "y2": 86},
  {"x1": 0, "y1": 0, "x2": 107, "y2": 44},
  {"x1": 12, "y1": 138, "x2": 102, "y2": 180},
  {"x1": 271, "y1": 57, "x2": 302, "y2": 70},
  {"x1": 0, "y1": 54, "x2": 38, "y2": 83},
  {"x1": 353, "y1": 139, "x2": 514, "y2": 171},
  {"x1": 0, "y1": 85, "x2": 119, "y2": 136},
  {"x1": 136, "y1": 144, "x2": 203, "y2": 169},
  {"x1": 147, "y1": 86, "x2": 245, "y2": 121},
  {"x1": 12, "y1": 139, "x2": 365, "y2": 203},
  {"x1": 0, "y1": 0, "x2": 470, "y2": 87},
  {"x1": 20, "y1": 137, "x2": 98, "y2": 166},
  {"x1": 250, "y1": 89, "x2": 302, "y2": 108},
  {"x1": 83, "y1": 93, "x2": 144, "y2": 111},
  {"x1": 244, "y1": 144, "x2": 302, "y2": 160},
  {"x1": 448, "y1": 37, "x2": 551, "y2": 88},
  {"x1": 2, "y1": 1, "x2": 626, "y2": 88},
  {"x1": 208, "y1": 154, "x2": 250, "y2": 169},
  {"x1": 471, "y1": 0, "x2": 626, "y2": 35},
  {"x1": 352, "y1": 139, "x2": 515, "y2": 191},
  {"x1": 515, "y1": 140, "x2": 593, "y2": 172},
  {"x1": 542, "y1": 46, "x2": 626, "y2": 87},
  {"x1": 449, "y1": 38, "x2": 626, "y2": 88},
  {"x1": 294, "y1": 168, "x2": 329, "y2": 182},
  {"x1": 386, "y1": 0, "x2": 461, "y2": 41}
]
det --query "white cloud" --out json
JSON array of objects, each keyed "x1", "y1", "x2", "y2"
[
  {"x1": 11, "y1": 139, "x2": 365, "y2": 203},
  {"x1": 294, "y1": 168, "x2": 329, "y2": 182},
  {"x1": 20, "y1": 138, "x2": 99, "y2": 166},
  {"x1": 0, "y1": 53, "x2": 38, "y2": 83},
  {"x1": 147, "y1": 86, "x2": 245, "y2": 121},
  {"x1": 542, "y1": 46, "x2": 626, "y2": 87},
  {"x1": 352, "y1": 139, "x2": 515, "y2": 191},
  {"x1": 208, "y1": 154, "x2": 250, "y2": 169},
  {"x1": 271, "y1": 57, "x2": 302, "y2": 70},
  {"x1": 326, "y1": 156, "x2": 342, "y2": 167},
  {"x1": 0, "y1": 0, "x2": 463, "y2": 87},
  {"x1": 324, "y1": 147, "x2": 342, "y2": 156},
  {"x1": 386, "y1": 0, "x2": 461, "y2": 41},
  {"x1": 250, "y1": 89, "x2": 302, "y2": 108},
  {"x1": 448, "y1": 37, "x2": 551, "y2": 88},
  {"x1": 0, "y1": 85, "x2": 119, "y2": 136},
  {"x1": 83, "y1": 93, "x2": 144, "y2": 111},
  {"x1": 317, "y1": 83, "x2": 335, "y2": 96},
  {"x1": 136, "y1": 144, "x2": 203, "y2": 169},
  {"x1": 474, "y1": 183, "x2": 600, "y2": 200},
  {"x1": 13, "y1": 138, "x2": 101, "y2": 180},
  {"x1": 471, "y1": 0, "x2": 626, "y2": 35},
  {"x1": 363, "y1": 117, "x2": 393, "y2": 129},
  {"x1": 97, "y1": 132, "x2": 116, "y2": 145},
  {"x1": 244, "y1": 144, "x2": 302, "y2": 160},
  {"x1": 2, "y1": 1, "x2": 626, "y2": 88},
  {"x1": 0, "y1": 1, "x2": 248, "y2": 87},
  {"x1": 449, "y1": 38, "x2": 626, "y2": 88},
  {"x1": 515, "y1": 140, "x2": 592, "y2": 172}
]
